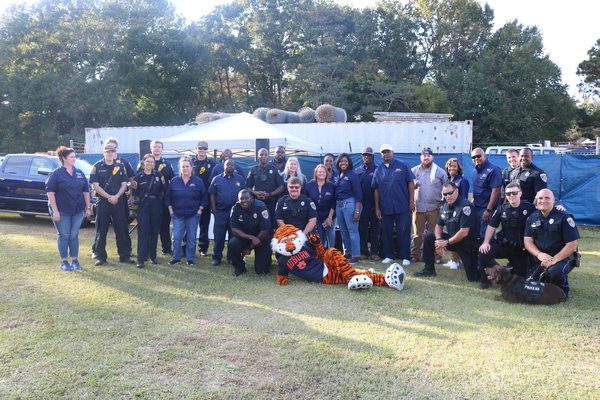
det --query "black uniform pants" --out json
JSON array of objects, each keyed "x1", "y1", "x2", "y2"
[
  {"x1": 228, "y1": 236, "x2": 272, "y2": 274},
  {"x1": 94, "y1": 198, "x2": 131, "y2": 261},
  {"x1": 530, "y1": 258, "x2": 574, "y2": 295},
  {"x1": 197, "y1": 207, "x2": 211, "y2": 253},
  {"x1": 479, "y1": 243, "x2": 530, "y2": 280},
  {"x1": 159, "y1": 203, "x2": 172, "y2": 253},
  {"x1": 359, "y1": 207, "x2": 380, "y2": 257},
  {"x1": 422, "y1": 232, "x2": 479, "y2": 282},
  {"x1": 136, "y1": 197, "x2": 162, "y2": 262}
]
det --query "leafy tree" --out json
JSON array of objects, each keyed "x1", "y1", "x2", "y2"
[{"x1": 577, "y1": 39, "x2": 600, "y2": 98}]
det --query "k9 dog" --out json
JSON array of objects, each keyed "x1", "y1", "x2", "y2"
[{"x1": 484, "y1": 265, "x2": 565, "y2": 304}]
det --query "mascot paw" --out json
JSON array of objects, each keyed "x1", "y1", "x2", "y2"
[
  {"x1": 348, "y1": 275, "x2": 373, "y2": 290},
  {"x1": 385, "y1": 263, "x2": 406, "y2": 291},
  {"x1": 308, "y1": 234, "x2": 321, "y2": 245}
]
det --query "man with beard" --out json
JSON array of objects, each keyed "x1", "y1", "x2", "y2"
[
  {"x1": 410, "y1": 147, "x2": 448, "y2": 264},
  {"x1": 356, "y1": 147, "x2": 380, "y2": 261},
  {"x1": 269, "y1": 145, "x2": 287, "y2": 175},
  {"x1": 208, "y1": 148, "x2": 246, "y2": 182},
  {"x1": 208, "y1": 159, "x2": 247, "y2": 266},
  {"x1": 471, "y1": 147, "x2": 502, "y2": 238},
  {"x1": 510, "y1": 147, "x2": 548, "y2": 203}
]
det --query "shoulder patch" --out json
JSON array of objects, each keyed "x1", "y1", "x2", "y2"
[
  {"x1": 567, "y1": 217, "x2": 575, "y2": 228},
  {"x1": 462, "y1": 206, "x2": 472, "y2": 216},
  {"x1": 310, "y1": 201, "x2": 316, "y2": 210},
  {"x1": 540, "y1": 173, "x2": 547, "y2": 183},
  {"x1": 261, "y1": 209, "x2": 269, "y2": 219}
]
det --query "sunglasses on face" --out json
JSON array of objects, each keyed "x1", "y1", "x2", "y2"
[
  {"x1": 442, "y1": 190, "x2": 456, "y2": 196},
  {"x1": 471, "y1": 154, "x2": 483, "y2": 159},
  {"x1": 289, "y1": 186, "x2": 301, "y2": 190},
  {"x1": 506, "y1": 191, "x2": 520, "y2": 196},
  {"x1": 197, "y1": 146, "x2": 208, "y2": 150}
]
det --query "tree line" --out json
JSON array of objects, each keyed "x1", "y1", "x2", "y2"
[{"x1": 0, "y1": 0, "x2": 598, "y2": 153}]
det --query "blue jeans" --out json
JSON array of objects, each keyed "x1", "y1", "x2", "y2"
[
  {"x1": 50, "y1": 208, "x2": 84, "y2": 260},
  {"x1": 172, "y1": 214, "x2": 201, "y2": 261},
  {"x1": 381, "y1": 211, "x2": 412, "y2": 260},
  {"x1": 212, "y1": 213, "x2": 232, "y2": 262},
  {"x1": 317, "y1": 220, "x2": 336, "y2": 249},
  {"x1": 336, "y1": 197, "x2": 361, "y2": 257}
]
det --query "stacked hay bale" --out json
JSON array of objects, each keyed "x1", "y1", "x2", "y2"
[
  {"x1": 266, "y1": 108, "x2": 291, "y2": 124},
  {"x1": 315, "y1": 104, "x2": 347, "y2": 123},
  {"x1": 252, "y1": 107, "x2": 270, "y2": 122},
  {"x1": 196, "y1": 112, "x2": 231, "y2": 124},
  {"x1": 298, "y1": 107, "x2": 316, "y2": 123}
]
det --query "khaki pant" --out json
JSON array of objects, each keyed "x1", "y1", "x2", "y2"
[{"x1": 411, "y1": 209, "x2": 440, "y2": 260}]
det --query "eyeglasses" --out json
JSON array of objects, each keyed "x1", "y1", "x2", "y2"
[
  {"x1": 197, "y1": 146, "x2": 208, "y2": 150},
  {"x1": 506, "y1": 191, "x2": 520, "y2": 196},
  {"x1": 442, "y1": 190, "x2": 456, "y2": 196},
  {"x1": 471, "y1": 154, "x2": 482, "y2": 159},
  {"x1": 288, "y1": 186, "x2": 301, "y2": 190}
]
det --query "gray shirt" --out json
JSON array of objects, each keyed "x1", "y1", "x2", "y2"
[{"x1": 412, "y1": 163, "x2": 448, "y2": 212}]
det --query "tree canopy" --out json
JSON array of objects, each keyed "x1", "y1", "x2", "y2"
[{"x1": 0, "y1": 0, "x2": 581, "y2": 152}]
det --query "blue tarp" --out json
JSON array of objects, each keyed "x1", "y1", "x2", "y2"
[{"x1": 79, "y1": 152, "x2": 600, "y2": 225}]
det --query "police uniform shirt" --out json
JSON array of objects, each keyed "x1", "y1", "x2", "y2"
[
  {"x1": 268, "y1": 159, "x2": 286, "y2": 175},
  {"x1": 510, "y1": 163, "x2": 548, "y2": 202},
  {"x1": 489, "y1": 200, "x2": 537, "y2": 245},
  {"x1": 208, "y1": 172, "x2": 247, "y2": 217},
  {"x1": 502, "y1": 166, "x2": 514, "y2": 190},
  {"x1": 355, "y1": 163, "x2": 377, "y2": 209},
  {"x1": 132, "y1": 170, "x2": 166, "y2": 199},
  {"x1": 437, "y1": 196, "x2": 478, "y2": 241},
  {"x1": 137, "y1": 157, "x2": 174, "y2": 182},
  {"x1": 472, "y1": 158, "x2": 502, "y2": 209},
  {"x1": 371, "y1": 158, "x2": 415, "y2": 214},
  {"x1": 117, "y1": 158, "x2": 135, "y2": 179},
  {"x1": 192, "y1": 156, "x2": 217, "y2": 189},
  {"x1": 230, "y1": 199, "x2": 271, "y2": 238},
  {"x1": 275, "y1": 194, "x2": 317, "y2": 231},
  {"x1": 246, "y1": 164, "x2": 284, "y2": 200},
  {"x1": 524, "y1": 208, "x2": 579, "y2": 256},
  {"x1": 90, "y1": 160, "x2": 128, "y2": 196}
]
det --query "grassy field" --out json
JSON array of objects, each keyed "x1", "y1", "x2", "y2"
[{"x1": 1, "y1": 212, "x2": 599, "y2": 399}]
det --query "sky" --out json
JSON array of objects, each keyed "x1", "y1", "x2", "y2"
[{"x1": 1, "y1": 0, "x2": 598, "y2": 101}]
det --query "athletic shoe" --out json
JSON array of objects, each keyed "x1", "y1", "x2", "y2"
[
  {"x1": 402, "y1": 259, "x2": 411, "y2": 266},
  {"x1": 71, "y1": 260, "x2": 83, "y2": 270},
  {"x1": 186, "y1": 260, "x2": 195, "y2": 266},
  {"x1": 150, "y1": 259, "x2": 158, "y2": 265},
  {"x1": 479, "y1": 282, "x2": 491, "y2": 289},
  {"x1": 371, "y1": 255, "x2": 381, "y2": 261},
  {"x1": 211, "y1": 260, "x2": 221, "y2": 266},
  {"x1": 167, "y1": 259, "x2": 181, "y2": 265},
  {"x1": 94, "y1": 259, "x2": 105, "y2": 266},
  {"x1": 348, "y1": 275, "x2": 373, "y2": 290},
  {"x1": 198, "y1": 251, "x2": 209, "y2": 257},
  {"x1": 381, "y1": 257, "x2": 394, "y2": 264},
  {"x1": 348, "y1": 258, "x2": 359, "y2": 265},
  {"x1": 60, "y1": 260, "x2": 74, "y2": 271},
  {"x1": 162, "y1": 251, "x2": 173, "y2": 256},
  {"x1": 385, "y1": 263, "x2": 406, "y2": 291},
  {"x1": 443, "y1": 260, "x2": 453, "y2": 267},
  {"x1": 136, "y1": 262, "x2": 144, "y2": 268},
  {"x1": 410, "y1": 257, "x2": 420, "y2": 263},
  {"x1": 449, "y1": 262, "x2": 459, "y2": 270}
]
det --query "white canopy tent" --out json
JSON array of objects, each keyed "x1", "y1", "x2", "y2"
[{"x1": 161, "y1": 112, "x2": 323, "y2": 154}]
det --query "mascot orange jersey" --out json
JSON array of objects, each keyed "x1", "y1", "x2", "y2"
[{"x1": 271, "y1": 224, "x2": 399, "y2": 288}]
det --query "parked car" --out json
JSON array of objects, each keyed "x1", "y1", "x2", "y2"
[{"x1": 0, "y1": 153, "x2": 96, "y2": 227}]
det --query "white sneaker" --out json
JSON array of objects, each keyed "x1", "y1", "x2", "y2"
[
  {"x1": 381, "y1": 258, "x2": 394, "y2": 264},
  {"x1": 450, "y1": 262, "x2": 459, "y2": 270},
  {"x1": 402, "y1": 259, "x2": 411, "y2": 266},
  {"x1": 443, "y1": 261, "x2": 453, "y2": 268}
]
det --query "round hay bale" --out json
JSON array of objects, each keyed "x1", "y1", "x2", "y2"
[
  {"x1": 315, "y1": 104, "x2": 347, "y2": 123},
  {"x1": 287, "y1": 112, "x2": 300, "y2": 123},
  {"x1": 298, "y1": 107, "x2": 316, "y2": 123},
  {"x1": 196, "y1": 112, "x2": 222, "y2": 124},
  {"x1": 266, "y1": 108, "x2": 289, "y2": 124},
  {"x1": 334, "y1": 107, "x2": 347, "y2": 123},
  {"x1": 253, "y1": 107, "x2": 270, "y2": 121}
]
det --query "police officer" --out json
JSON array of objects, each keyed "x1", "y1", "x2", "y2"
[
  {"x1": 275, "y1": 176, "x2": 317, "y2": 236},
  {"x1": 414, "y1": 181, "x2": 479, "y2": 281},
  {"x1": 132, "y1": 154, "x2": 167, "y2": 268},
  {"x1": 478, "y1": 183, "x2": 536, "y2": 287},
  {"x1": 510, "y1": 147, "x2": 548, "y2": 203},
  {"x1": 246, "y1": 148, "x2": 284, "y2": 229},
  {"x1": 137, "y1": 140, "x2": 175, "y2": 255},
  {"x1": 502, "y1": 149, "x2": 520, "y2": 194},
  {"x1": 192, "y1": 140, "x2": 217, "y2": 256},
  {"x1": 269, "y1": 145, "x2": 287, "y2": 175},
  {"x1": 90, "y1": 144, "x2": 133, "y2": 265},
  {"x1": 208, "y1": 148, "x2": 246, "y2": 182},
  {"x1": 524, "y1": 189, "x2": 579, "y2": 298},
  {"x1": 208, "y1": 159, "x2": 247, "y2": 266},
  {"x1": 229, "y1": 189, "x2": 272, "y2": 276}
]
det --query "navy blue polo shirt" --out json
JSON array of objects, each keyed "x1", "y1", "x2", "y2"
[
  {"x1": 164, "y1": 175, "x2": 208, "y2": 218},
  {"x1": 452, "y1": 174, "x2": 470, "y2": 199},
  {"x1": 371, "y1": 158, "x2": 415, "y2": 214},
  {"x1": 45, "y1": 165, "x2": 89, "y2": 213},
  {"x1": 472, "y1": 159, "x2": 502, "y2": 209},
  {"x1": 208, "y1": 172, "x2": 247, "y2": 218},
  {"x1": 208, "y1": 161, "x2": 245, "y2": 183},
  {"x1": 305, "y1": 180, "x2": 336, "y2": 221},
  {"x1": 355, "y1": 163, "x2": 377, "y2": 209},
  {"x1": 335, "y1": 169, "x2": 362, "y2": 202}
]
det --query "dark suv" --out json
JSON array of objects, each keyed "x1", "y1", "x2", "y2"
[{"x1": 0, "y1": 154, "x2": 95, "y2": 226}]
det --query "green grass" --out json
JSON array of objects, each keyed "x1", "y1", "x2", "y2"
[{"x1": 1, "y1": 212, "x2": 599, "y2": 399}]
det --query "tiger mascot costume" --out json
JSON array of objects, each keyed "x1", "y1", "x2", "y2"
[{"x1": 271, "y1": 224, "x2": 405, "y2": 290}]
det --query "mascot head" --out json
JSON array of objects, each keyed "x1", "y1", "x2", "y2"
[{"x1": 271, "y1": 224, "x2": 307, "y2": 257}]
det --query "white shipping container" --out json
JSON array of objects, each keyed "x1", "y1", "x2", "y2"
[{"x1": 85, "y1": 125, "x2": 196, "y2": 154}]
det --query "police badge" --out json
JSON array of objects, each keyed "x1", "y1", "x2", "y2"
[
  {"x1": 261, "y1": 210, "x2": 269, "y2": 219},
  {"x1": 462, "y1": 206, "x2": 471, "y2": 216}
]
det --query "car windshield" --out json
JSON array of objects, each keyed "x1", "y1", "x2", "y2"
[{"x1": 75, "y1": 159, "x2": 93, "y2": 176}]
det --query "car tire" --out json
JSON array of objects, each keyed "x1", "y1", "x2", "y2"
[{"x1": 19, "y1": 214, "x2": 37, "y2": 219}]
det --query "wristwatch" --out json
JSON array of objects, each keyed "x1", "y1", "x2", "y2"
[{"x1": 486, "y1": 208, "x2": 492, "y2": 212}]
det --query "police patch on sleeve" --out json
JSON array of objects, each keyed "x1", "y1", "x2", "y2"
[
  {"x1": 310, "y1": 201, "x2": 316, "y2": 210},
  {"x1": 261, "y1": 210, "x2": 269, "y2": 219},
  {"x1": 462, "y1": 206, "x2": 471, "y2": 216},
  {"x1": 540, "y1": 173, "x2": 548, "y2": 183},
  {"x1": 567, "y1": 217, "x2": 575, "y2": 228}
]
